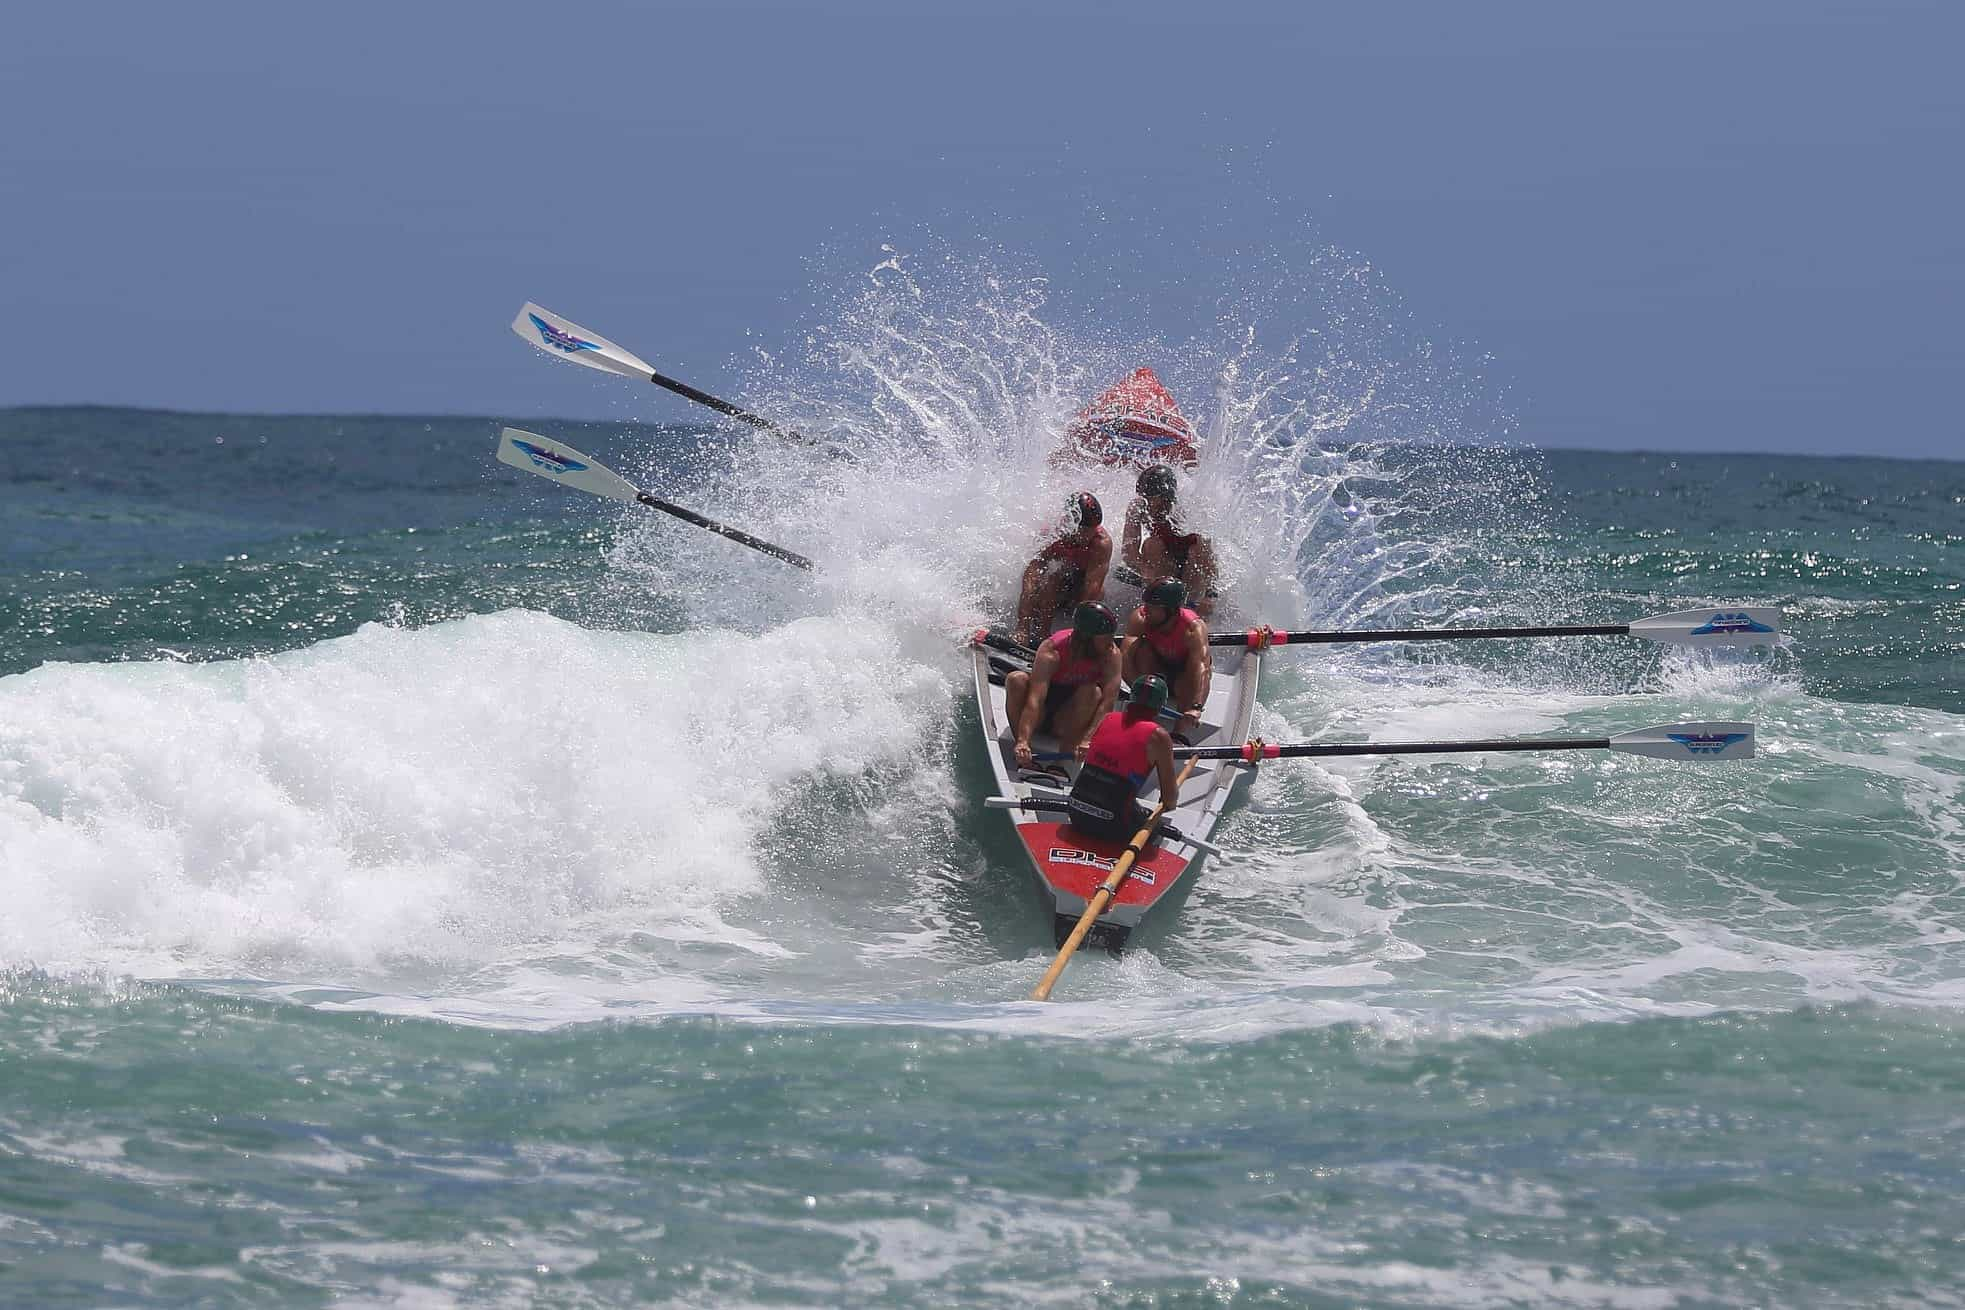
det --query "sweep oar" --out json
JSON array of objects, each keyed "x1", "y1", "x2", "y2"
[
  {"x1": 512, "y1": 302, "x2": 822, "y2": 449},
  {"x1": 1029, "y1": 758, "x2": 1201, "y2": 1002},
  {"x1": 496, "y1": 427, "x2": 814, "y2": 570},
  {"x1": 1213, "y1": 607, "x2": 1782, "y2": 649},
  {"x1": 1175, "y1": 721, "x2": 1757, "y2": 762}
]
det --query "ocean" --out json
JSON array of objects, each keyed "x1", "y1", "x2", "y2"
[{"x1": 3, "y1": 382, "x2": 1962, "y2": 1305}]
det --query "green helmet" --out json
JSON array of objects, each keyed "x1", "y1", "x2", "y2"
[
  {"x1": 1129, "y1": 674, "x2": 1170, "y2": 715},
  {"x1": 1072, "y1": 601, "x2": 1118, "y2": 638},
  {"x1": 1137, "y1": 465, "x2": 1178, "y2": 500},
  {"x1": 1144, "y1": 578, "x2": 1187, "y2": 612}
]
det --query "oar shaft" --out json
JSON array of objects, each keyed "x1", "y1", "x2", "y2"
[
  {"x1": 647, "y1": 369, "x2": 813, "y2": 445},
  {"x1": 1211, "y1": 623, "x2": 1628, "y2": 647},
  {"x1": 634, "y1": 493, "x2": 814, "y2": 570},
  {"x1": 1030, "y1": 758, "x2": 1200, "y2": 1002},
  {"x1": 1177, "y1": 737, "x2": 1611, "y2": 760}
]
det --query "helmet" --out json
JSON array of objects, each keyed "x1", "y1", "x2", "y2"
[
  {"x1": 1143, "y1": 578, "x2": 1187, "y2": 612},
  {"x1": 1064, "y1": 491, "x2": 1102, "y2": 531},
  {"x1": 1136, "y1": 465, "x2": 1178, "y2": 500},
  {"x1": 1129, "y1": 675, "x2": 1170, "y2": 715},
  {"x1": 1071, "y1": 601, "x2": 1118, "y2": 638}
]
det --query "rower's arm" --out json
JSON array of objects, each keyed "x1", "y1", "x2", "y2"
[
  {"x1": 1092, "y1": 653, "x2": 1123, "y2": 731},
  {"x1": 1120, "y1": 500, "x2": 1149, "y2": 571},
  {"x1": 1015, "y1": 646, "x2": 1059, "y2": 746},
  {"x1": 1186, "y1": 622, "x2": 1214, "y2": 710},
  {"x1": 1119, "y1": 611, "x2": 1148, "y2": 680},
  {"x1": 1149, "y1": 729, "x2": 1179, "y2": 811},
  {"x1": 1080, "y1": 533, "x2": 1112, "y2": 602}
]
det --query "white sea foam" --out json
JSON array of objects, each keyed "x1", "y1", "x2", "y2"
[
  {"x1": 5, "y1": 246, "x2": 1962, "y2": 1040},
  {"x1": 0, "y1": 609, "x2": 952, "y2": 982}
]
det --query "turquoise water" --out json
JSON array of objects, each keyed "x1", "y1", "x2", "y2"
[{"x1": 3, "y1": 369, "x2": 1962, "y2": 1304}]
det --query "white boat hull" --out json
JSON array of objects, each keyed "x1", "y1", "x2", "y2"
[{"x1": 971, "y1": 631, "x2": 1262, "y2": 947}]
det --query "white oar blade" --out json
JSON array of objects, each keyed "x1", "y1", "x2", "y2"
[
  {"x1": 496, "y1": 428, "x2": 643, "y2": 505},
  {"x1": 1631, "y1": 607, "x2": 1782, "y2": 646},
  {"x1": 511, "y1": 302, "x2": 655, "y2": 382},
  {"x1": 1611, "y1": 721, "x2": 1756, "y2": 761}
]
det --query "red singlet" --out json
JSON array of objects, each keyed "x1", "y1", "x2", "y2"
[
  {"x1": 1047, "y1": 629, "x2": 1105, "y2": 687},
  {"x1": 1040, "y1": 527, "x2": 1104, "y2": 570},
  {"x1": 1084, "y1": 710, "x2": 1159, "y2": 779},
  {"x1": 1142, "y1": 607, "x2": 1200, "y2": 662}
]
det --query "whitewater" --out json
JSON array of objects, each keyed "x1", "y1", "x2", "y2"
[{"x1": 4, "y1": 249, "x2": 1964, "y2": 1305}]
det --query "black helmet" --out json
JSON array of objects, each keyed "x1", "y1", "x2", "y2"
[
  {"x1": 1072, "y1": 601, "x2": 1118, "y2": 638},
  {"x1": 1129, "y1": 674, "x2": 1170, "y2": 715},
  {"x1": 1136, "y1": 465, "x2": 1178, "y2": 500},
  {"x1": 1144, "y1": 578, "x2": 1187, "y2": 612},
  {"x1": 1064, "y1": 491, "x2": 1102, "y2": 531}
]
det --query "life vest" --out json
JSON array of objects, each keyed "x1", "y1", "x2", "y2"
[{"x1": 1047, "y1": 629, "x2": 1105, "y2": 687}]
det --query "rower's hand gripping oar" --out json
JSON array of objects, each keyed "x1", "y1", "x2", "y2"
[
  {"x1": 1214, "y1": 607, "x2": 1783, "y2": 649},
  {"x1": 1176, "y1": 721, "x2": 1757, "y2": 763},
  {"x1": 512, "y1": 303, "x2": 824, "y2": 450},
  {"x1": 496, "y1": 428, "x2": 814, "y2": 570},
  {"x1": 1029, "y1": 757, "x2": 1202, "y2": 1003}
]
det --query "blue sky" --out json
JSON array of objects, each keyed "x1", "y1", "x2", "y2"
[{"x1": 3, "y1": 1, "x2": 1958, "y2": 456}]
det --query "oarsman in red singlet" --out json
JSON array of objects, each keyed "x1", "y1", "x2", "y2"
[
  {"x1": 1065, "y1": 675, "x2": 1180, "y2": 842},
  {"x1": 1015, "y1": 492, "x2": 1112, "y2": 648},
  {"x1": 1122, "y1": 466, "x2": 1217, "y2": 619},
  {"x1": 1005, "y1": 603, "x2": 1123, "y2": 769},
  {"x1": 1123, "y1": 579, "x2": 1213, "y2": 739}
]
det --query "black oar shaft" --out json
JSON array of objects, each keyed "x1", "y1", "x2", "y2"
[
  {"x1": 1211, "y1": 623, "x2": 1629, "y2": 647},
  {"x1": 1176, "y1": 736, "x2": 1612, "y2": 760},
  {"x1": 646, "y1": 370, "x2": 815, "y2": 446},
  {"x1": 635, "y1": 493, "x2": 814, "y2": 570}
]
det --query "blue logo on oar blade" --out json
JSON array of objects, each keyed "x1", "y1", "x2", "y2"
[
  {"x1": 1666, "y1": 732, "x2": 1749, "y2": 755},
  {"x1": 529, "y1": 313, "x2": 600, "y2": 356},
  {"x1": 511, "y1": 438, "x2": 587, "y2": 475},
  {"x1": 1690, "y1": 612, "x2": 1775, "y2": 636}
]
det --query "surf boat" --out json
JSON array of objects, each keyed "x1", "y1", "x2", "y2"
[
  {"x1": 504, "y1": 302, "x2": 1781, "y2": 991},
  {"x1": 1060, "y1": 367, "x2": 1201, "y2": 470},
  {"x1": 970, "y1": 628, "x2": 1262, "y2": 949}
]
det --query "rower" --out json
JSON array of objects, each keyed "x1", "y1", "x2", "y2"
[
  {"x1": 1014, "y1": 491, "x2": 1112, "y2": 647},
  {"x1": 1005, "y1": 602, "x2": 1123, "y2": 770},
  {"x1": 1123, "y1": 578, "x2": 1213, "y2": 740},
  {"x1": 1121, "y1": 465, "x2": 1218, "y2": 618},
  {"x1": 1065, "y1": 674, "x2": 1180, "y2": 842}
]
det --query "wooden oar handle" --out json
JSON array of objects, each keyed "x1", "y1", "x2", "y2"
[{"x1": 1028, "y1": 758, "x2": 1202, "y2": 1002}]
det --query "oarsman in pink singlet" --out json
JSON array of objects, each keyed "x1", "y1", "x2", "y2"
[
  {"x1": 1005, "y1": 603, "x2": 1123, "y2": 769},
  {"x1": 1121, "y1": 466, "x2": 1217, "y2": 619},
  {"x1": 1015, "y1": 492, "x2": 1112, "y2": 647},
  {"x1": 1123, "y1": 578, "x2": 1213, "y2": 739},
  {"x1": 1066, "y1": 675, "x2": 1180, "y2": 842}
]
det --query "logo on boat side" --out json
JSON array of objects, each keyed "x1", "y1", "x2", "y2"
[
  {"x1": 1666, "y1": 732, "x2": 1750, "y2": 755},
  {"x1": 1092, "y1": 420, "x2": 1182, "y2": 454},
  {"x1": 1690, "y1": 612, "x2": 1775, "y2": 636},
  {"x1": 1047, "y1": 848, "x2": 1159, "y2": 886},
  {"x1": 510, "y1": 438, "x2": 587, "y2": 475},
  {"x1": 529, "y1": 312, "x2": 600, "y2": 356}
]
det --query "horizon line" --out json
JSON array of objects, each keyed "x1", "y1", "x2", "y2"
[{"x1": 1, "y1": 402, "x2": 1956, "y2": 467}]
